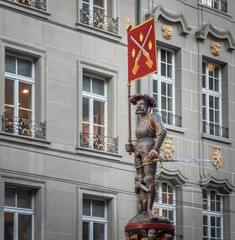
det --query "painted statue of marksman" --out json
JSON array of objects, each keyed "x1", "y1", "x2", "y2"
[{"x1": 126, "y1": 94, "x2": 167, "y2": 219}]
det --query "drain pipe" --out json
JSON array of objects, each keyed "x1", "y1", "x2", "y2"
[{"x1": 137, "y1": 0, "x2": 141, "y2": 94}]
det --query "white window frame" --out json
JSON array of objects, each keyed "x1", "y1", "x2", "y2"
[
  {"x1": 201, "y1": 0, "x2": 222, "y2": 10},
  {"x1": 4, "y1": 186, "x2": 35, "y2": 240},
  {"x1": 82, "y1": 74, "x2": 108, "y2": 138},
  {"x1": 202, "y1": 189, "x2": 223, "y2": 240},
  {"x1": 153, "y1": 47, "x2": 175, "y2": 125},
  {"x1": 153, "y1": 181, "x2": 176, "y2": 225},
  {"x1": 82, "y1": 197, "x2": 108, "y2": 240},
  {"x1": 5, "y1": 53, "x2": 35, "y2": 135},
  {"x1": 202, "y1": 61, "x2": 222, "y2": 136}
]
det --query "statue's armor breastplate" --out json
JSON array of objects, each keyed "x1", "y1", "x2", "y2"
[{"x1": 135, "y1": 117, "x2": 156, "y2": 153}]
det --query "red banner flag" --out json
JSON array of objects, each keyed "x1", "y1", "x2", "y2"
[{"x1": 127, "y1": 18, "x2": 157, "y2": 83}]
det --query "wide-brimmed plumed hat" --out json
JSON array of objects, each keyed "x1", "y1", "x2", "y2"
[{"x1": 131, "y1": 94, "x2": 156, "y2": 108}]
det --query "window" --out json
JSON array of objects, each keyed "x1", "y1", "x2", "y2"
[
  {"x1": 4, "y1": 54, "x2": 35, "y2": 136},
  {"x1": 82, "y1": 197, "x2": 107, "y2": 240},
  {"x1": 9, "y1": 0, "x2": 47, "y2": 11},
  {"x1": 201, "y1": 0, "x2": 227, "y2": 12},
  {"x1": 3, "y1": 53, "x2": 46, "y2": 139},
  {"x1": 153, "y1": 182, "x2": 176, "y2": 224},
  {"x1": 4, "y1": 185, "x2": 34, "y2": 240},
  {"x1": 202, "y1": 189, "x2": 223, "y2": 240},
  {"x1": 80, "y1": 0, "x2": 118, "y2": 34},
  {"x1": 153, "y1": 48, "x2": 181, "y2": 127},
  {"x1": 202, "y1": 62, "x2": 227, "y2": 137}
]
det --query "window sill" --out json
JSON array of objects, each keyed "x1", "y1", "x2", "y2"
[
  {"x1": 0, "y1": 0, "x2": 51, "y2": 20},
  {"x1": 201, "y1": 133, "x2": 232, "y2": 144},
  {"x1": 76, "y1": 22, "x2": 122, "y2": 43},
  {"x1": 165, "y1": 124, "x2": 185, "y2": 134},
  {"x1": 76, "y1": 146, "x2": 122, "y2": 162},
  {"x1": 198, "y1": 3, "x2": 231, "y2": 18},
  {"x1": 0, "y1": 132, "x2": 51, "y2": 148}
]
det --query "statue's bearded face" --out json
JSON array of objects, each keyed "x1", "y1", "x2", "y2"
[
  {"x1": 148, "y1": 229, "x2": 157, "y2": 240},
  {"x1": 136, "y1": 99, "x2": 148, "y2": 115}
]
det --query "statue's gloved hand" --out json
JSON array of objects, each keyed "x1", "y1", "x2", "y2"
[
  {"x1": 148, "y1": 149, "x2": 159, "y2": 160},
  {"x1": 125, "y1": 143, "x2": 135, "y2": 153}
]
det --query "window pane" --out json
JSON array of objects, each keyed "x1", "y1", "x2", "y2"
[
  {"x1": 83, "y1": 98, "x2": 90, "y2": 123},
  {"x1": 209, "y1": 109, "x2": 214, "y2": 122},
  {"x1": 5, "y1": 187, "x2": 16, "y2": 207},
  {"x1": 167, "y1": 65, "x2": 172, "y2": 78},
  {"x1": 217, "y1": 217, "x2": 221, "y2": 227},
  {"x1": 215, "y1": 111, "x2": 219, "y2": 123},
  {"x1": 5, "y1": 55, "x2": 16, "y2": 74},
  {"x1": 162, "y1": 209, "x2": 167, "y2": 217},
  {"x1": 209, "y1": 77, "x2": 213, "y2": 90},
  {"x1": 209, "y1": 96, "x2": 214, "y2": 108},
  {"x1": 5, "y1": 79, "x2": 14, "y2": 106},
  {"x1": 168, "y1": 99, "x2": 172, "y2": 112},
  {"x1": 215, "y1": 97, "x2": 219, "y2": 110},
  {"x1": 162, "y1": 193, "x2": 167, "y2": 204},
  {"x1": 169, "y1": 210, "x2": 174, "y2": 221},
  {"x1": 83, "y1": 76, "x2": 91, "y2": 92},
  {"x1": 168, "y1": 194, "x2": 173, "y2": 205},
  {"x1": 167, "y1": 84, "x2": 172, "y2": 97},
  {"x1": 153, "y1": 80, "x2": 158, "y2": 93},
  {"x1": 4, "y1": 212, "x2": 14, "y2": 240},
  {"x1": 167, "y1": 51, "x2": 172, "y2": 64},
  {"x1": 92, "y1": 78, "x2": 104, "y2": 96},
  {"x1": 93, "y1": 223, "x2": 105, "y2": 240},
  {"x1": 211, "y1": 227, "x2": 215, "y2": 237},
  {"x1": 18, "y1": 58, "x2": 32, "y2": 78},
  {"x1": 18, "y1": 214, "x2": 32, "y2": 240},
  {"x1": 153, "y1": 208, "x2": 159, "y2": 216},
  {"x1": 92, "y1": 200, "x2": 105, "y2": 218},
  {"x1": 202, "y1": 75, "x2": 206, "y2": 88},
  {"x1": 217, "y1": 228, "x2": 221, "y2": 238},
  {"x1": 162, "y1": 183, "x2": 167, "y2": 192},
  {"x1": 19, "y1": 109, "x2": 32, "y2": 120},
  {"x1": 82, "y1": 123, "x2": 89, "y2": 134},
  {"x1": 17, "y1": 189, "x2": 32, "y2": 209},
  {"x1": 161, "y1": 82, "x2": 166, "y2": 96},
  {"x1": 83, "y1": 198, "x2": 91, "y2": 216},
  {"x1": 203, "y1": 226, "x2": 208, "y2": 236},
  {"x1": 214, "y1": 66, "x2": 219, "y2": 78},
  {"x1": 203, "y1": 215, "x2": 208, "y2": 225},
  {"x1": 19, "y1": 82, "x2": 32, "y2": 110},
  {"x1": 215, "y1": 79, "x2": 219, "y2": 92},
  {"x1": 4, "y1": 108, "x2": 14, "y2": 134},
  {"x1": 94, "y1": 0, "x2": 104, "y2": 7},
  {"x1": 161, "y1": 63, "x2": 166, "y2": 76},
  {"x1": 161, "y1": 49, "x2": 166, "y2": 62},
  {"x1": 93, "y1": 126, "x2": 104, "y2": 136},
  {"x1": 93, "y1": 101, "x2": 104, "y2": 125},
  {"x1": 202, "y1": 62, "x2": 206, "y2": 74},
  {"x1": 83, "y1": 222, "x2": 89, "y2": 240}
]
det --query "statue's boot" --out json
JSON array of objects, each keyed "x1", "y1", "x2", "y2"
[{"x1": 147, "y1": 185, "x2": 158, "y2": 219}]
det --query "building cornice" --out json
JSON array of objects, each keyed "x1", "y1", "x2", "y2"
[
  {"x1": 145, "y1": 5, "x2": 192, "y2": 35},
  {"x1": 196, "y1": 23, "x2": 235, "y2": 50},
  {"x1": 200, "y1": 174, "x2": 234, "y2": 194}
]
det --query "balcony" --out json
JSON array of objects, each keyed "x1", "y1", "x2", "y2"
[
  {"x1": 201, "y1": 0, "x2": 227, "y2": 13},
  {"x1": 2, "y1": 115, "x2": 46, "y2": 139},
  {"x1": 203, "y1": 122, "x2": 228, "y2": 138},
  {"x1": 159, "y1": 111, "x2": 182, "y2": 128},
  {"x1": 80, "y1": 132, "x2": 119, "y2": 154},
  {"x1": 8, "y1": 0, "x2": 46, "y2": 11},
  {"x1": 80, "y1": 8, "x2": 118, "y2": 34}
]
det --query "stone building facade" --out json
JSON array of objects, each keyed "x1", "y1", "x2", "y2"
[{"x1": 0, "y1": 0, "x2": 234, "y2": 239}]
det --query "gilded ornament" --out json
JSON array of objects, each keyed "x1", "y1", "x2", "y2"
[
  {"x1": 132, "y1": 48, "x2": 136, "y2": 58},
  {"x1": 163, "y1": 135, "x2": 175, "y2": 158},
  {"x1": 210, "y1": 42, "x2": 221, "y2": 56},
  {"x1": 20, "y1": 0, "x2": 31, "y2": 5},
  {"x1": 212, "y1": 145, "x2": 222, "y2": 170},
  {"x1": 208, "y1": 64, "x2": 215, "y2": 72},
  {"x1": 140, "y1": 33, "x2": 144, "y2": 42},
  {"x1": 148, "y1": 40, "x2": 152, "y2": 50},
  {"x1": 162, "y1": 25, "x2": 174, "y2": 39}
]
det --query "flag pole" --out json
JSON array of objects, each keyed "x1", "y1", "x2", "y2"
[{"x1": 127, "y1": 17, "x2": 132, "y2": 155}]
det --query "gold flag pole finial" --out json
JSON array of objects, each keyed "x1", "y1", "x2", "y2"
[{"x1": 127, "y1": 16, "x2": 130, "y2": 30}]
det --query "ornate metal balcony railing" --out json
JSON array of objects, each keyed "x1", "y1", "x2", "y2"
[
  {"x1": 2, "y1": 115, "x2": 46, "y2": 139},
  {"x1": 80, "y1": 132, "x2": 119, "y2": 154},
  {"x1": 203, "y1": 121, "x2": 229, "y2": 138},
  {"x1": 8, "y1": 0, "x2": 47, "y2": 11},
  {"x1": 158, "y1": 111, "x2": 182, "y2": 128},
  {"x1": 80, "y1": 8, "x2": 118, "y2": 34},
  {"x1": 201, "y1": 0, "x2": 227, "y2": 13}
]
